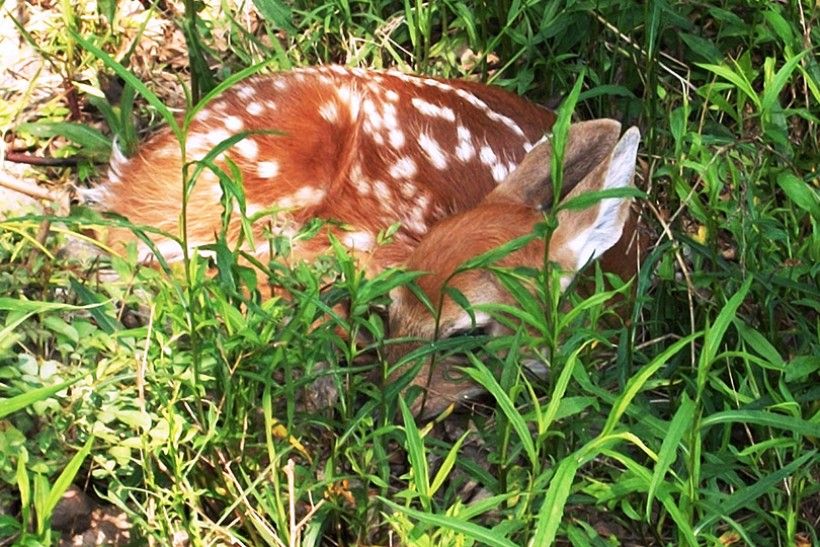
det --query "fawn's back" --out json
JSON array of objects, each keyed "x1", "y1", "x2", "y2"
[{"x1": 88, "y1": 65, "x2": 555, "y2": 272}]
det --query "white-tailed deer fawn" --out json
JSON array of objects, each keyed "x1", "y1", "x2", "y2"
[
  {"x1": 88, "y1": 66, "x2": 642, "y2": 418},
  {"x1": 387, "y1": 120, "x2": 642, "y2": 418},
  {"x1": 86, "y1": 65, "x2": 555, "y2": 275}
]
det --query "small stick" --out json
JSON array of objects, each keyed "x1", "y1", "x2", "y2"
[
  {"x1": 0, "y1": 171, "x2": 58, "y2": 201},
  {"x1": 3, "y1": 151, "x2": 79, "y2": 167}
]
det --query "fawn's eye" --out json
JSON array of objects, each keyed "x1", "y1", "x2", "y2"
[{"x1": 445, "y1": 325, "x2": 490, "y2": 339}]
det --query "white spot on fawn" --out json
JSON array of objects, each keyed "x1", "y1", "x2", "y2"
[
  {"x1": 389, "y1": 129, "x2": 406, "y2": 149},
  {"x1": 455, "y1": 125, "x2": 476, "y2": 162},
  {"x1": 225, "y1": 115, "x2": 244, "y2": 132},
  {"x1": 237, "y1": 85, "x2": 255, "y2": 100},
  {"x1": 381, "y1": 103, "x2": 399, "y2": 129},
  {"x1": 247, "y1": 102, "x2": 264, "y2": 116},
  {"x1": 208, "y1": 128, "x2": 231, "y2": 146},
  {"x1": 257, "y1": 160, "x2": 279, "y2": 178},
  {"x1": 385, "y1": 89, "x2": 400, "y2": 102},
  {"x1": 373, "y1": 180, "x2": 391, "y2": 201},
  {"x1": 411, "y1": 97, "x2": 456, "y2": 121},
  {"x1": 186, "y1": 133, "x2": 207, "y2": 152},
  {"x1": 278, "y1": 187, "x2": 326, "y2": 209},
  {"x1": 415, "y1": 193, "x2": 430, "y2": 211},
  {"x1": 418, "y1": 133, "x2": 448, "y2": 170},
  {"x1": 337, "y1": 84, "x2": 361, "y2": 119},
  {"x1": 363, "y1": 99, "x2": 382, "y2": 130},
  {"x1": 319, "y1": 101, "x2": 339, "y2": 123},
  {"x1": 402, "y1": 196, "x2": 429, "y2": 233},
  {"x1": 488, "y1": 110, "x2": 526, "y2": 137},
  {"x1": 422, "y1": 78, "x2": 452, "y2": 92},
  {"x1": 479, "y1": 146, "x2": 497, "y2": 166},
  {"x1": 491, "y1": 162, "x2": 509, "y2": 182},
  {"x1": 390, "y1": 157, "x2": 418, "y2": 179},
  {"x1": 353, "y1": 177, "x2": 371, "y2": 196},
  {"x1": 452, "y1": 88, "x2": 527, "y2": 138},
  {"x1": 236, "y1": 138, "x2": 258, "y2": 160},
  {"x1": 294, "y1": 186, "x2": 325, "y2": 206},
  {"x1": 342, "y1": 231, "x2": 375, "y2": 251}
]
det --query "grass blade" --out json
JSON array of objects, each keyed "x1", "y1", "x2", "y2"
[
  {"x1": 398, "y1": 396, "x2": 431, "y2": 510},
  {"x1": 646, "y1": 394, "x2": 695, "y2": 519},
  {"x1": 462, "y1": 355, "x2": 537, "y2": 466},
  {"x1": 69, "y1": 29, "x2": 180, "y2": 141},
  {"x1": 0, "y1": 378, "x2": 81, "y2": 419},
  {"x1": 380, "y1": 497, "x2": 517, "y2": 547}
]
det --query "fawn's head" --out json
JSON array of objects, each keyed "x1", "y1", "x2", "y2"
[{"x1": 387, "y1": 119, "x2": 642, "y2": 417}]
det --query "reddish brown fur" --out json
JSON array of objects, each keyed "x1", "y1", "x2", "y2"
[{"x1": 94, "y1": 65, "x2": 555, "y2": 274}]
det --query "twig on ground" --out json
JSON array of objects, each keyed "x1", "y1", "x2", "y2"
[
  {"x1": 0, "y1": 170, "x2": 59, "y2": 201},
  {"x1": 3, "y1": 151, "x2": 79, "y2": 167}
]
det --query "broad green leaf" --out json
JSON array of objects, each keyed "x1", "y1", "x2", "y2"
[
  {"x1": 17, "y1": 122, "x2": 111, "y2": 159},
  {"x1": 735, "y1": 319, "x2": 784, "y2": 366},
  {"x1": 69, "y1": 278, "x2": 121, "y2": 335},
  {"x1": 680, "y1": 32, "x2": 721, "y2": 62},
  {"x1": 557, "y1": 186, "x2": 646, "y2": 212},
  {"x1": 549, "y1": 72, "x2": 586, "y2": 208},
  {"x1": 538, "y1": 344, "x2": 585, "y2": 435},
  {"x1": 430, "y1": 431, "x2": 469, "y2": 496},
  {"x1": 529, "y1": 452, "x2": 576, "y2": 546},
  {"x1": 252, "y1": 0, "x2": 296, "y2": 34},
  {"x1": 776, "y1": 172, "x2": 820, "y2": 218}
]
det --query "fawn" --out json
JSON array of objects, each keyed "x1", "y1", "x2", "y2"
[{"x1": 87, "y1": 65, "x2": 641, "y2": 416}]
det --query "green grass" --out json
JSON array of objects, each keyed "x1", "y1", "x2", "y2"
[{"x1": 1, "y1": 0, "x2": 818, "y2": 545}]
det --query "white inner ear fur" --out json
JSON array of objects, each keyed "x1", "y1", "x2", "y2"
[{"x1": 564, "y1": 126, "x2": 641, "y2": 270}]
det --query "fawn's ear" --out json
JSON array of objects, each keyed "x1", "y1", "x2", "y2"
[
  {"x1": 552, "y1": 126, "x2": 641, "y2": 271},
  {"x1": 487, "y1": 119, "x2": 622, "y2": 208}
]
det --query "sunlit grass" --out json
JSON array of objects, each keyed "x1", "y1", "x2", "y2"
[{"x1": 1, "y1": 0, "x2": 817, "y2": 545}]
